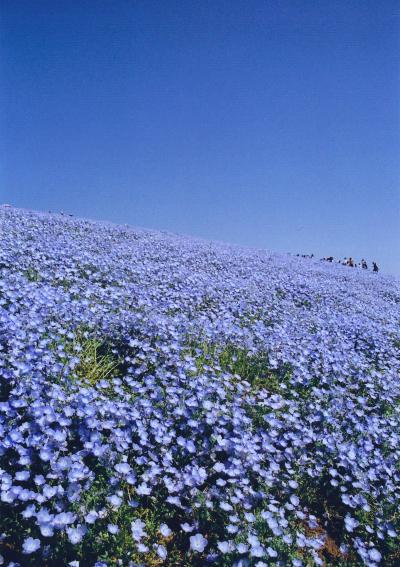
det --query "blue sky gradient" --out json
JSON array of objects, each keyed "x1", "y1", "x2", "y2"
[{"x1": 1, "y1": 1, "x2": 399, "y2": 274}]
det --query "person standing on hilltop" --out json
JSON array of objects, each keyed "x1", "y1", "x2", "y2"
[{"x1": 372, "y1": 262, "x2": 379, "y2": 273}]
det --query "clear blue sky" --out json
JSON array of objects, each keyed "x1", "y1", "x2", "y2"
[{"x1": 1, "y1": 1, "x2": 399, "y2": 274}]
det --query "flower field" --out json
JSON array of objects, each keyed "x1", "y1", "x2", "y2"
[{"x1": 0, "y1": 206, "x2": 399, "y2": 566}]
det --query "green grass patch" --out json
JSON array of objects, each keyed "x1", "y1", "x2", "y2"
[{"x1": 71, "y1": 337, "x2": 120, "y2": 386}]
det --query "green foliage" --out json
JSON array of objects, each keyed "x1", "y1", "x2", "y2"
[
  {"x1": 52, "y1": 277, "x2": 73, "y2": 290},
  {"x1": 185, "y1": 339, "x2": 290, "y2": 392},
  {"x1": 72, "y1": 338, "x2": 120, "y2": 386},
  {"x1": 24, "y1": 267, "x2": 41, "y2": 282}
]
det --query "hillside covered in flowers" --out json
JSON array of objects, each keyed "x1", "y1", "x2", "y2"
[{"x1": 0, "y1": 206, "x2": 399, "y2": 567}]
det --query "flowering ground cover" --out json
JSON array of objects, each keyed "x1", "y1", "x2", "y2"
[{"x1": 0, "y1": 206, "x2": 399, "y2": 567}]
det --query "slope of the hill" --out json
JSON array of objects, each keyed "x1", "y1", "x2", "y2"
[{"x1": 0, "y1": 207, "x2": 399, "y2": 566}]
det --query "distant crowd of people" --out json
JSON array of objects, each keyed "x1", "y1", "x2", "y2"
[
  {"x1": 53, "y1": 210, "x2": 74, "y2": 217},
  {"x1": 321, "y1": 256, "x2": 379, "y2": 272},
  {"x1": 295, "y1": 253, "x2": 379, "y2": 272}
]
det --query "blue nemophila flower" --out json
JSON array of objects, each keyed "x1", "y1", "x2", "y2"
[
  {"x1": 217, "y1": 541, "x2": 233, "y2": 553},
  {"x1": 66, "y1": 525, "x2": 87, "y2": 544},
  {"x1": 106, "y1": 495, "x2": 122, "y2": 508},
  {"x1": 107, "y1": 524, "x2": 119, "y2": 535},
  {"x1": 344, "y1": 515, "x2": 359, "y2": 533},
  {"x1": 131, "y1": 519, "x2": 147, "y2": 542},
  {"x1": 251, "y1": 545, "x2": 265, "y2": 558},
  {"x1": 22, "y1": 505, "x2": 36, "y2": 519},
  {"x1": 36, "y1": 508, "x2": 54, "y2": 525},
  {"x1": 54, "y1": 512, "x2": 76, "y2": 528},
  {"x1": 180, "y1": 523, "x2": 194, "y2": 532},
  {"x1": 39, "y1": 448, "x2": 52, "y2": 462},
  {"x1": 43, "y1": 484, "x2": 57, "y2": 499},
  {"x1": 22, "y1": 537, "x2": 41, "y2": 554},
  {"x1": 85, "y1": 510, "x2": 99, "y2": 524},
  {"x1": 189, "y1": 533, "x2": 207, "y2": 552},
  {"x1": 369, "y1": 548, "x2": 382, "y2": 563},
  {"x1": 154, "y1": 544, "x2": 167, "y2": 560},
  {"x1": 166, "y1": 496, "x2": 181, "y2": 507},
  {"x1": 15, "y1": 471, "x2": 30, "y2": 481},
  {"x1": 136, "y1": 482, "x2": 151, "y2": 496},
  {"x1": 40, "y1": 523, "x2": 54, "y2": 537},
  {"x1": 226, "y1": 524, "x2": 239, "y2": 534},
  {"x1": 114, "y1": 463, "x2": 131, "y2": 475},
  {"x1": 159, "y1": 524, "x2": 172, "y2": 537},
  {"x1": 233, "y1": 559, "x2": 250, "y2": 567}
]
